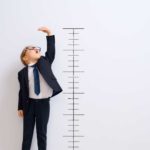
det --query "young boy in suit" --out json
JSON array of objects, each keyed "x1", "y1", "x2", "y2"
[{"x1": 17, "y1": 26, "x2": 63, "y2": 150}]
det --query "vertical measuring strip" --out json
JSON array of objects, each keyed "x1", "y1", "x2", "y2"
[{"x1": 62, "y1": 28, "x2": 85, "y2": 150}]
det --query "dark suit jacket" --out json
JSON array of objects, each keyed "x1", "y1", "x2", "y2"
[{"x1": 17, "y1": 35, "x2": 63, "y2": 110}]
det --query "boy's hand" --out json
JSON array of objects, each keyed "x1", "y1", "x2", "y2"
[
  {"x1": 18, "y1": 110, "x2": 24, "y2": 118},
  {"x1": 37, "y1": 26, "x2": 52, "y2": 36}
]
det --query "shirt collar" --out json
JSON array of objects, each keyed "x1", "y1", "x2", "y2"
[{"x1": 27, "y1": 62, "x2": 37, "y2": 67}]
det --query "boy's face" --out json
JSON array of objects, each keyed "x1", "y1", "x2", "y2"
[{"x1": 24, "y1": 46, "x2": 42, "y2": 63}]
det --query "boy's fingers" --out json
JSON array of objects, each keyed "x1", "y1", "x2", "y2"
[
  {"x1": 38, "y1": 27, "x2": 49, "y2": 32},
  {"x1": 18, "y1": 110, "x2": 24, "y2": 118},
  {"x1": 37, "y1": 28, "x2": 42, "y2": 31},
  {"x1": 21, "y1": 111, "x2": 23, "y2": 116},
  {"x1": 21, "y1": 111, "x2": 24, "y2": 117},
  {"x1": 38, "y1": 27, "x2": 45, "y2": 30}
]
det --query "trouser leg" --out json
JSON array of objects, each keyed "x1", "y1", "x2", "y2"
[
  {"x1": 35, "y1": 100, "x2": 50, "y2": 150},
  {"x1": 22, "y1": 102, "x2": 35, "y2": 150}
]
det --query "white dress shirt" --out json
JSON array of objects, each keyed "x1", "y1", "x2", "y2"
[{"x1": 28, "y1": 62, "x2": 53, "y2": 99}]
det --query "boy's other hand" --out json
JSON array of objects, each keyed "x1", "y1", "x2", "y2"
[
  {"x1": 18, "y1": 110, "x2": 24, "y2": 118},
  {"x1": 37, "y1": 26, "x2": 52, "y2": 36}
]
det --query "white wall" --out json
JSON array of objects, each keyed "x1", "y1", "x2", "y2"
[{"x1": 0, "y1": 0, "x2": 150, "y2": 150}]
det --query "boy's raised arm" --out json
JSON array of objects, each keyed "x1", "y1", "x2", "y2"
[{"x1": 38, "y1": 27, "x2": 55, "y2": 64}]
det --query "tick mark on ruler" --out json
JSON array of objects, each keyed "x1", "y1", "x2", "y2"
[
  {"x1": 68, "y1": 54, "x2": 79, "y2": 56},
  {"x1": 68, "y1": 131, "x2": 80, "y2": 133},
  {"x1": 63, "y1": 113, "x2": 85, "y2": 116},
  {"x1": 63, "y1": 135, "x2": 84, "y2": 137},
  {"x1": 68, "y1": 81, "x2": 79, "y2": 83},
  {"x1": 63, "y1": 71, "x2": 84, "y2": 72},
  {"x1": 68, "y1": 39, "x2": 79, "y2": 40},
  {"x1": 68, "y1": 140, "x2": 80, "y2": 142},
  {"x1": 68, "y1": 66, "x2": 79, "y2": 67},
  {"x1": 68, "y1": 60, "x2": 79, "y2": 62},
  {"x1": 68, "y1": 44, "x2": 80, "y2": 46},
  {"x1": 68, "y1": 32, "x2": 80, "y2": 34},
  {"x1": 68, "y1": 87, "x2": 79, "y2": 89},
  {"x1": 63, "y1": 49, "x2": 84, "y2": 51},
  {"x1": 67, "y1": 98, "x2": 79, "y2": 99},
  {"x1": 63, "y1": 92, "x2": 85, "y2": 94}
]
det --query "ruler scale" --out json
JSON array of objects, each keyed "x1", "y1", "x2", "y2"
[{"x1": 62, "y1": 28, "x2": 85, "y2": 150}]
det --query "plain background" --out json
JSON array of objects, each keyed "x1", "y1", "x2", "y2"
[{"x1": 0, "y1": 0, "x2": 150, "y2": 150}]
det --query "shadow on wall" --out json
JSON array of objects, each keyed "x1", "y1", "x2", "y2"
[{"x1": 0, "y1": 61, "x2": 23, "y2": 150}]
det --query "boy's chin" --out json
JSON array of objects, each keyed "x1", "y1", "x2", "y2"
[
  {"x1": 35, "y1": 55, "x2": 41, "y2": 59},
  {"x1": 35, "y1": 57, "x2": 40, "y2": 60},
  {"x1": 37, "y1": 55, "x2": 42, "y2": 59}
]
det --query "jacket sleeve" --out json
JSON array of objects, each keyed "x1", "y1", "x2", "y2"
[
  {"x1": 45, "y1": 35, "x2": 55, "y2": 64},
  {"x1": 17, "y1": 72, "x2": 23, "y2": 110}
]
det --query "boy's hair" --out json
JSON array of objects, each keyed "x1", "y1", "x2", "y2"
[{"x1": 20, "y1": 47, "x2": 27, "y2": 66}]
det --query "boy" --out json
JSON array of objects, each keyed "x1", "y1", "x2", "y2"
[{"x1": 17, "y1": 26, "x2": 63, "y2": 150}]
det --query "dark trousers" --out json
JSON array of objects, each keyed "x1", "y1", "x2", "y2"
[{"x1": 22, "y1": 97, "x2": 50, "y2": 150}]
